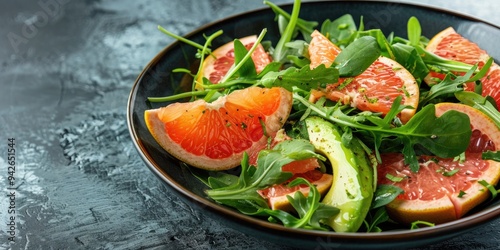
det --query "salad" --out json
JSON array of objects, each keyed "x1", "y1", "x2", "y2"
[{"x1": 145, "y1": 0, "x2": 500, "y2": 233}]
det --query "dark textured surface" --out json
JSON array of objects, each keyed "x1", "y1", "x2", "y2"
[{"x1": 1, "y1": 0, "x2": 499, "y2": 249}]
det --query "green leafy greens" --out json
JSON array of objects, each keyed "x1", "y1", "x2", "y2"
[
  {"x1": 149, "y1": 0, "x2": 500, "y2": 233},
  {"x1": 205, "y1": 139, "x2": 338, "y2": 230},
  {"x1": 293, "y1": 94, "x2": 471, "y2": 171}
]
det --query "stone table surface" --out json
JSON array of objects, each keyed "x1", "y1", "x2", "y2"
[{"x1": 1, "y1": 0, "x2": 499, "y2": 249}]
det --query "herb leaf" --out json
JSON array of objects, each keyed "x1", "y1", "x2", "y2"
[
  {"x1": 371, "y1": 184, "x2": 404, "y2": 209},
  {"x1": 286, "y1": 178, "x2": 340, "y2": 229},
  {"x1": 259, "y1": 64, "x2": 338, "y2": 91},
  {"x1": 411, "y1": 220, "x2": 435, "y2": 229},
  {"x1": 270, "y1": 0, "x2": 302, "y2": 62},
  {"x1": 482, "y1": 151, "x2": 500, "y2": 162},
  {"x1": 293, "y1": 93, "x2": 471, "y2": 171},
  {"x1": 391, "y1": 43, "x2": 429, "y2": 83},
  {"x1": 334, "y1": 36, "x2": 381, "y2": 77},
  {"x1": 455, "y1": 89, "x2": 500, "y2": 129},
  {"x1": 264, "y1": 0, "x2": 318, "y2": 42},
  {"x1": 419, "y1": 58, "x2": 492, "y2": 106},
  {"x1": 479, "y1": 180, "x2": 500, "y2": 201},
  {"x1": 206, "y1": 139, "x2": 323, "y2": 212},
  {"x1": 233, "y1": 39, "x2": 258, "y2": 78},
  {"x1": 364, "y1": 207, "x2": 390, "y2": 232},
  {"x1": 320, "y1": 14, "x2": 357, "y2": 47},
  {"x1": 407, "y1": 16, "x2": 422, "y2": 47},
  {"x1": 393, "y1": 104, "x2": 471, "y2": 171},
  {"x1": 206, "y1": 140, "x2": 337, "y2": 231},
  {"x1": 250, "y1": 178, "x2": 339, "y2": 231}
]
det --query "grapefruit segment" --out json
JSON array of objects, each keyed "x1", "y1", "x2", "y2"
[
  {"x1": 197, "y1": 35, "x2": 272, "y2": 86},
  {"x1": 378, "y1": 103, "x2": 500, "y2": 224},
  {"x1": 426, "y1": 27, "x2": 490, "y2": 66},
  {"x1": 307, "y1": 31, "x2": 419, "y2": 123},
  {"x1": 309, "y1": 30, "x2": 342, "y2": 69},
  {"x1": 252, "y1": 131, "x2": 331, "y2": 212},
  {"x1": 144, "y1": 87, "x2": 293, "y2": 171},
  {"x1": 425, "y1": 27, "x2": 500, "y2": 109},
  {"x1": 258, "y1": 170, "x2": 333, "y2": 211}
]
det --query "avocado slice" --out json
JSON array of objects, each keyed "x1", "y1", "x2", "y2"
[{"x1": 305, "y1": 116, "x2": 375, "y2": 232}]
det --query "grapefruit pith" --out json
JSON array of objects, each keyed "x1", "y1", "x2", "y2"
[
  {"x1": 197, "y1": 35, "x2": 272, "y2": 86},
  {"x1": 425, "y1": 27, "x2": 500, "y2": 109},
  {"x1": 377, "y1": 103, "x2": 500, "y2": 224},
  {"x1": 307, "y1": 31, "x2": 419, "y2": 123},
  {"x1": 144, "y1": 86, "x2": 293, "y2": 171}
]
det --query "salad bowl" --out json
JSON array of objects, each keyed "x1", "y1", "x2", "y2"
[{"x1": 127, "y1": 1, "x2": 500, "y2": 248}]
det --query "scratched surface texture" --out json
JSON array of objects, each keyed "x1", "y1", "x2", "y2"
[{"x1": 0, "y1": 0, "x2": 499, "y2": 249}]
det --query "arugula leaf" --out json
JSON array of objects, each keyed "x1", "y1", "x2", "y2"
[
  {"x1": 355, "y1": 29, "x2": 395, "y2": 59},
  {"x1": 251, "y1": 179, "x2": 339, "y2": 231},
  {"x1": 220, "y1": 29, "x2": 268, "y2": 83},
  {"x1": 393, "y1": 104, "x2": 471, "y2": 171},
  {"x1": 208, "y1": 172, "x2": 240, "y2": 189},
  {"x1": 478, "y1": 180, "x2": 499, "y2": 201},
  {"x1": 293, "y1": 93, "x2": 471, "y2": 171},
  {"x1": 407, "y1": 16, "x2": 421, "y2": 47},
  {"x1": 233, "y1": 39, "x2": 258, "y2": 78},
  {"x1": 482, "y1": 151, "x2": 500, "y2": 162},
  {"x1": 154, "y1": 27, "x2": 223, "y2": 100},
  {"x1": 391, "y1": 43, "x2": 429, "y2": 83},
  {"x1": 413, "y1": 45, "x2": 477, "y2": 73},
  {"x1": 455, "y1": 90, "x2": 500, "y2": 129},
  {"x1": 285, "y1": 178, "x2": 339, "y2": 229},
  {"x1": 364, "y1": 184, "x2": 403, "y2": 232},
  {"x1": 364, "y1": 207, "x2": 390, "y2": 232},
  {"x1": 259, "y1": 64, "x2": 338, "y2": 91},
  {"x1": 385, "y1": 173, "x2": 404, "y2": 182},
  {"x1": 205, "y1": 140, "x2": 337, "y2": 231},
  {"x1": 410, "y1": 220, "x2": 435, "y2": 229},
  {"x1": 441, "y1": 168, "x2": 460, "y2": 177},
  {"x1": 206, "y1": 139, "x2": 323, "y2": 212},
  {"x1": 371, "y1": 184, "x2": 404, "y2": 209},
  {"x1": 333, "y1": 36, "x2": 381, "y2": 77},
  {"x1": 392, "y1": 16, "x2": 476, "y2": 74},
  {"x1": 320, "y1": 14, "x2": 357, "y2": 47},
  {"x1": 283, "y1": 40, "x2": 310, "y2": 67},
  {"x1": 264, "y1": 0, "x2": 318, "y2": 42},
  {"x1": 419, "y1": 57, "x2": 492, "y2": 106},
  {"x1": 458, "y1": 190, "x2": 467, "y2": 198},
  {"x1": 270, "y1": 0, "x2": 302, "y2": 62}
]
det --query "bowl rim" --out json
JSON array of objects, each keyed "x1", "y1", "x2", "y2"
[{"x1": 127, "y1": 0, "x2": 500, "y2": 246}]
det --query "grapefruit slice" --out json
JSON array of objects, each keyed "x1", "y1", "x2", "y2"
[
  {"x1": 425, "y1": 27, "x2": 500, "y2": 109},
  {"x1": 377, "y1": 103, "x2": 500, "y2": 224},
  {"x1": 309, "y1": 30, "x2": 342, "y2": 69},
  {"x1": 258, "y1": 169, "x2": 333, "y2": 211},
  {"x1": 308, "y1": 31, "x2": 419, "y2": 123},
  {"x1": 144, "y1": 86, "x2": 292, "y2": 171},
  {"x1": 197, "y1": 35, "x2": 272, "y2": 85},
  {"x1": 252, "y1": 129, "x2": 332, "y2": 211}
]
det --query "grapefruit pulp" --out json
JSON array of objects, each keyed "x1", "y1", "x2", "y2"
[
  {"x1": 377, "y1": 103, "x2": 500, "y2": 224},
  {"x1": 144, "y1": 87, "x2": 293, "y2": 171}
]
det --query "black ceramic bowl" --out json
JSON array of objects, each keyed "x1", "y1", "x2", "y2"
[{"x1": 127, "y1": 1, "x2": 500, "y2": 249}]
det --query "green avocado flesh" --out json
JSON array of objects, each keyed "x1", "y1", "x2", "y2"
[{"x1": 305, "y1": 116, "x2": 375, "y2": 232}]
